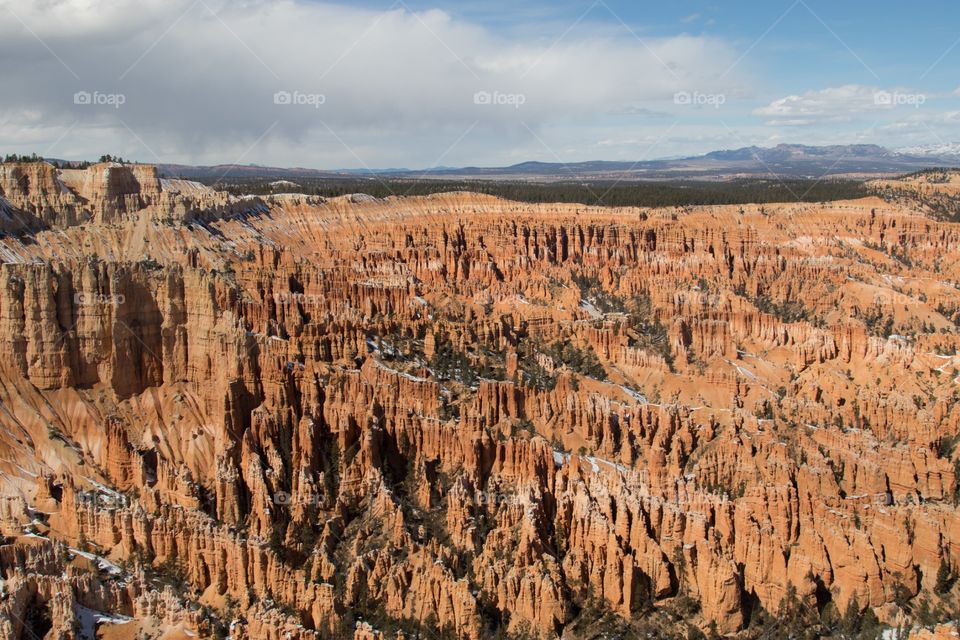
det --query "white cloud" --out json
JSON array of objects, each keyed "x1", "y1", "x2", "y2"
[
  {"x1": 754, "y1": 84, "x2": 931, "y2": 126},
  {"x1": 878, "y1": 110, "x2": 960, "y2": 132},
  {"x1": 754, "y1": 85, "x2": 877, "y2": 125},
  {"x1": 0, "y1": 0, "x2": 747, "y2": 167},
  {"x1": 607, "y1": 105, "x2": 671, "y2": 117}
]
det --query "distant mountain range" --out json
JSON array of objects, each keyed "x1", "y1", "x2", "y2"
[
  {"x1": 895, "y1": 142, "x2": 960, "y2": 158},
  {"x1": 157, "y1": 143, "x2": 960, "y2": 182}
]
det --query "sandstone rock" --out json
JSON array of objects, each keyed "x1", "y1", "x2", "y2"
[{"x1": 0, "y1": 164, "x2": 958, "y2": 638}]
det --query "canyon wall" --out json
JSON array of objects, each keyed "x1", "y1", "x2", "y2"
[{"x1": 0, "y1": 162, "x2": 958, "y2": 638}]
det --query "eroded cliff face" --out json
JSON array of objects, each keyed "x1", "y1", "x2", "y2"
[
  {"x1": 0, "y1": 162, "x2": 959, "y2": 639},
  {"x1": 0, "y1": 161, "x2": 267, "y2": 232}
]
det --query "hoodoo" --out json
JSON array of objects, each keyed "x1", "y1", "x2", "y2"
[{"x1": 0, "y1": 161, "x2": 959, "y2": 638}]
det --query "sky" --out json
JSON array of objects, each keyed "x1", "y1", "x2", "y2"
[{"x1": 2, "y1": 0, "x2": 960, "y2": 169}]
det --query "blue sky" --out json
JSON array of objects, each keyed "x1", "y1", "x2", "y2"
[
  {"x1": 352, "y1": 0, "x2": 960, "y2": 88},
  {"x1": 2, "y1": 0, "x2": 959, "y2": 167}
]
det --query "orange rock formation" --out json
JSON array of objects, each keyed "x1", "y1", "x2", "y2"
[{"x1": 0, "y1": 161, "x2": 959, "y2": 638}]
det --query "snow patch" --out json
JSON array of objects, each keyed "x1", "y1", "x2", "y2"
[
  {"x1": 70, "y1": 548, "x2": 123, "y2": 576},
  {"x1": 619, "y1": 385, "x2": 648, "y2": 403},
  {"x1": 76, "y1": 605, "x2": 132, "y2": 640},
  {"x1": 579, "y1": 299, "x2": 601, "y2": 319}
]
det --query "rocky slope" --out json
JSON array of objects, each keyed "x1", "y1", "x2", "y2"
[{"x1": 0, "y1": 161, "x2": 959, "y2": 639}]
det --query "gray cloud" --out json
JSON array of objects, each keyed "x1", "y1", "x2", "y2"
[{"x1": 0, "y1": 0, "x2": 748, "y2": 167}]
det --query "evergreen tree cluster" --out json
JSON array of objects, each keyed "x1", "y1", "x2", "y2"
[{"x1": 200, "y1": 175, "x2": 869, "y2": 207}]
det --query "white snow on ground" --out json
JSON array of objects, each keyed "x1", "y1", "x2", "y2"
[
  {"x1": 69, "y1": 548, "x2": 123, "y2": 576},
  {"x1": 587, "y1": 456, "x2": 629, "y2": 474},
  {"x1": 373, "y1": 359, "x2": 427, "y2": 382},
  {"x1": 725, "y1": 358, "x2": 758, "y2": 381},
  {"x1": 579, "y1": 299, "x2": 601, "y2": 319},
  {"x1": 87, "y1": 479, "x2": 124, "y2": 501},
  {"x1": 553, "y1": 449, "x2": 628, "y2": 475},
  {"x1": 76, "y1": 605, "x2": 132, "y2": 640},
  {"x1": 619, "y1": 385, "x2": 648, "y2": 403}
]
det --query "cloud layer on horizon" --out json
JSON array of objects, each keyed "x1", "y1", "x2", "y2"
[{"x1": 1, "y1": 0, "x2": 958, "y2": 167}]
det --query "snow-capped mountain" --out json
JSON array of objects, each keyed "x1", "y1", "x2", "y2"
[{"x1": 896, "y1": 143, "x2": 960, "y2": 158}]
